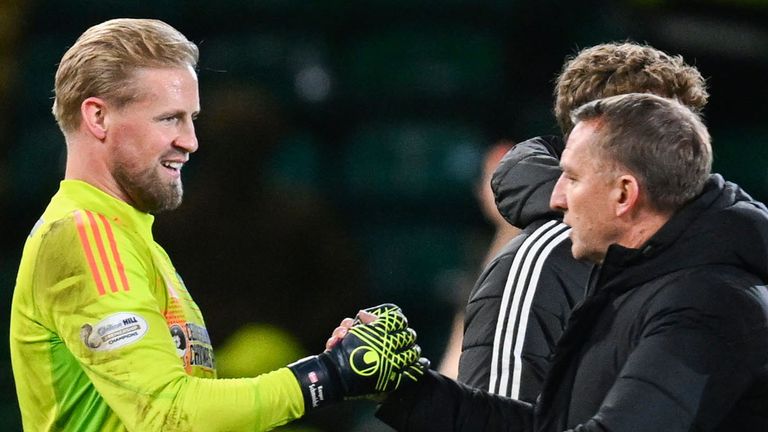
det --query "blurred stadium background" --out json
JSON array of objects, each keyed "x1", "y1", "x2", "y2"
[{"x1": 1, "y1": 0, "x2": 767, "y2": 430}]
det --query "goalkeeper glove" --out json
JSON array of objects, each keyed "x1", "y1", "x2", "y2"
[{"x1": 288, "y1": 304, "x2": 427, "y2": 411}]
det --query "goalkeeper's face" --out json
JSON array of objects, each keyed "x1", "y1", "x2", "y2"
[{"x1": 107, "y1": 66, "x2": 200, "y2": 213}]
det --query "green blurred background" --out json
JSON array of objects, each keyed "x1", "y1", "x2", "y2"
[{"x1": 2, "y1": 0, "x2": 767, "y2": 430}]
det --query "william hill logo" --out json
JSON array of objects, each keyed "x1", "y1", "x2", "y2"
[{"x1": 81, "y1": 312, "x2": 149, "y2": 352}]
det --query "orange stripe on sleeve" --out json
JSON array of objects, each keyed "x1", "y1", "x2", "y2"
[
  {"x1": 74, "y1": 211, "x2": 106, "y2": 296},
  {"x1": 85, "y1": 211, "x2": 120, "y2": 294},
  {"x1": 98, "y1": 213, "x2": 130, "y2": 292}
]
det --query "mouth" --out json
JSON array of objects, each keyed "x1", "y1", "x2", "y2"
[{"x1": 161, "y1": 160, "x2": 185, "y2": 176}]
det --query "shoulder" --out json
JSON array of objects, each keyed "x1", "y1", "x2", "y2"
[
  {"x1": 37, "y1": 209, "x2": 147, "y2": 277},
  {"x1": 643, "y1": 267, "x2": 768, "y2": 338},
  {"x1": 470, "y1": 221, "x2": 588, "y2": 302},
  {"x1": 656, "y1": 267, "x2": 766, "y2": 308},
  {"x1": 40, "y1": 209, "x2": 134, "y2": 252},
  {"x1": 469, "y1": 233, "x2": 530, "y2": 302},
  {"x1": 32, "y1": 211, "x2": 85, "y2": 266}
]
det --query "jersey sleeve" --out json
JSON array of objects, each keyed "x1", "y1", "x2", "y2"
[{"x1": 34, "y1": 213, "x2": 304, "y2": 431}]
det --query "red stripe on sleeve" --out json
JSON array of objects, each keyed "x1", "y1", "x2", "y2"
[
  {"x1": 74, "y1": 211, "x2": 106, "y2": 296},
  {"x1": 98, "y1": 213, "x2": 130, "y2": 292},
  {"x1": 85, "y1": 211, "x2": 120, "y2": 293}
]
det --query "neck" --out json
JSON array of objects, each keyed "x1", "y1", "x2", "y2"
[
  {"x1": 64, "y1": 138, "x2": 130, "y2": 205},
  {"x1": 619, "y1": 208, "x2": 672, "y2": 250}
]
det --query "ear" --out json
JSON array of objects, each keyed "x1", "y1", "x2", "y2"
[
  {"x1": 81, "y1": 97, "x2": 108, "y2": 140},
  {"x1": 614, "y1": 174, "x2": 639, "y2": 217}
]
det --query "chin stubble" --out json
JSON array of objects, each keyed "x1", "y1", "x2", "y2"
[{"x1": 114, "y1": 163, "x2": 183, "y2": 214}]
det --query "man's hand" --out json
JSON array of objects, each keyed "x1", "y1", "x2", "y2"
[
  {"x1": 325, "y1": 305, "x2": 393, "y2": 350},
  {"x1": 326, "y1": 316, "x2": 358, "y2": 351},
  {"x1": 288, "y1": 304, "x2": 428, "y2": 412}
]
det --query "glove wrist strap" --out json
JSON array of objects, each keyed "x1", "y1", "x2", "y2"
[{"x1": 287, "y1": 353, "x2": 342, "y2": 412}]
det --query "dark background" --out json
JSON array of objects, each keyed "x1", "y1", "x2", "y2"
[{"x1": 2, "y1": 0, "x2": 767, "y2": 430}]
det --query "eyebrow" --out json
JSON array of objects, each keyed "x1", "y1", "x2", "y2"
[
  {"x1": 153, "y1": 110, "x2": 199, "y2": 120},
  {"x1": 559, "y1": 159, "x2": 577, "y2": 176}
]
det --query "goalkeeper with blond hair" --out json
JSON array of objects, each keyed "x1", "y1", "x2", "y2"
[{"x1": 9, "y1": 18, "x2": 424, "y2": 431}]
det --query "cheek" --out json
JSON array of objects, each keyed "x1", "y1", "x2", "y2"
[
  {"x1": 569, "y1": 190, "x2": 604, "y2": 232},
  {"x1": 111, "y1": 121, "x2": 140, "y2": 149},
  {"x1": 584, "y1": 203, "x2": 616, "y2": 244},
  {"x1": 568, "y1": 189, "x2": 590, "y2": 217},
  {"x1": 113, "y1": 119, "x2": 158, "y2": 149},
  {"x1": 111, "y1": 128, "x2": 155, "y2": 169}
]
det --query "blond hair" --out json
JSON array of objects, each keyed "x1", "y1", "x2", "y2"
[
  {"x1": 53, "y1": 18, "x2": 199, "y2": 133},
  {"x1": 554, "y1": 42, "x2": 708, "y2": 135}
]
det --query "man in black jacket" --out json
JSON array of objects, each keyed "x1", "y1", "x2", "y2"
[
  {"x1": 376, "y1": 93, "x2": 768, "y2": 431},
  {"x1": 459, "y1": 42, "x2": 709, "y2": 402}
]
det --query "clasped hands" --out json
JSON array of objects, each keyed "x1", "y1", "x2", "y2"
[{"x1": 288, "y1": 304, "x2": 428, "y2": 411}]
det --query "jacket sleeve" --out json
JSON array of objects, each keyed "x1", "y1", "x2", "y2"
[
  {"x1": 35, "y1": 215, "x2": 304, "y2": 431},
  {"x1": 376, "y1": 370, "x2": 534, "y2": 431}
]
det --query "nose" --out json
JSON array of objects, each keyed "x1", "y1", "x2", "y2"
[
  {"x1": 550, "y1": 174, "x2": 567, "y2": 211},
  {"x1": 174, "y1": 121, "x2": 199, "y2": 154}
]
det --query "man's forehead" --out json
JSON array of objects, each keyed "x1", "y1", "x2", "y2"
[
  {"x1": 563, "y1": 121, "x2": 606, "y2": 169},
  {"x1": 564, "y1": 122, "x2": 591, "y2": 153},
  {"x1": 129, "y1": 67, "x2": 199, "y2": 107},
  {"x1": 569, "y1": 119, "x2": 603, "y2": 139}
]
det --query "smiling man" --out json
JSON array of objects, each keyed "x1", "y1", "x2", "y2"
[
  {"x1": 65, "y1": 58, "x2": 199, "y2": 214},
  {"x1": 9, "y1": 18, "x2": 424, "y2": 431}
]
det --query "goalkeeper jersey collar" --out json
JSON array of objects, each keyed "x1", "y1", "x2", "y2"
[{"x1": 55, "y1": 179, "x2": 155, "y2": 240}]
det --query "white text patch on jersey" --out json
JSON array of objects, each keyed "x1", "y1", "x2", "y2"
[{"x1": 80, "y1": 312, "x2": 149, "y2": 351}]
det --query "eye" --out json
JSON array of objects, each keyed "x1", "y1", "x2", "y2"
[{"x1": 560, "y1": 174, "x2": 578, "y2": 189}]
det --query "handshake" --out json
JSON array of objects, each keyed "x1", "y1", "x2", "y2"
[{"x1": 288, "y1": 304, "x2": 429, "y2": 411}]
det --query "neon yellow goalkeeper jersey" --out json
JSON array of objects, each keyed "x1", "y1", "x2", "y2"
[{"x1": 10, "y1": 180, "x2": 304, "y2": 431}]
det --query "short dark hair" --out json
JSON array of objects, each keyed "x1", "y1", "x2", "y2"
[{"x1": 572, "y1": 93, "x2": 712, "y2": 212}]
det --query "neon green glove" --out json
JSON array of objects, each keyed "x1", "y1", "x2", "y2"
[{"x1": 288, "y1": 304, "x2": 428, "y2": 411}]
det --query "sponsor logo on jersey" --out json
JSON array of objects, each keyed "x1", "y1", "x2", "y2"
[
  {"x1": 167, "y1": 322, "x2": 215, "y2": 370},
  {"x1": 80, "y1": 312, "x2": 149, "y2": 351},
  {"x1": 170, "y1": 324, "x2": 188, "y2": 358}
]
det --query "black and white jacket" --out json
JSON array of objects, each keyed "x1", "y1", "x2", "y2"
[{"x1": 458, "y1": 136, "x2": 591, "y2": 402}]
